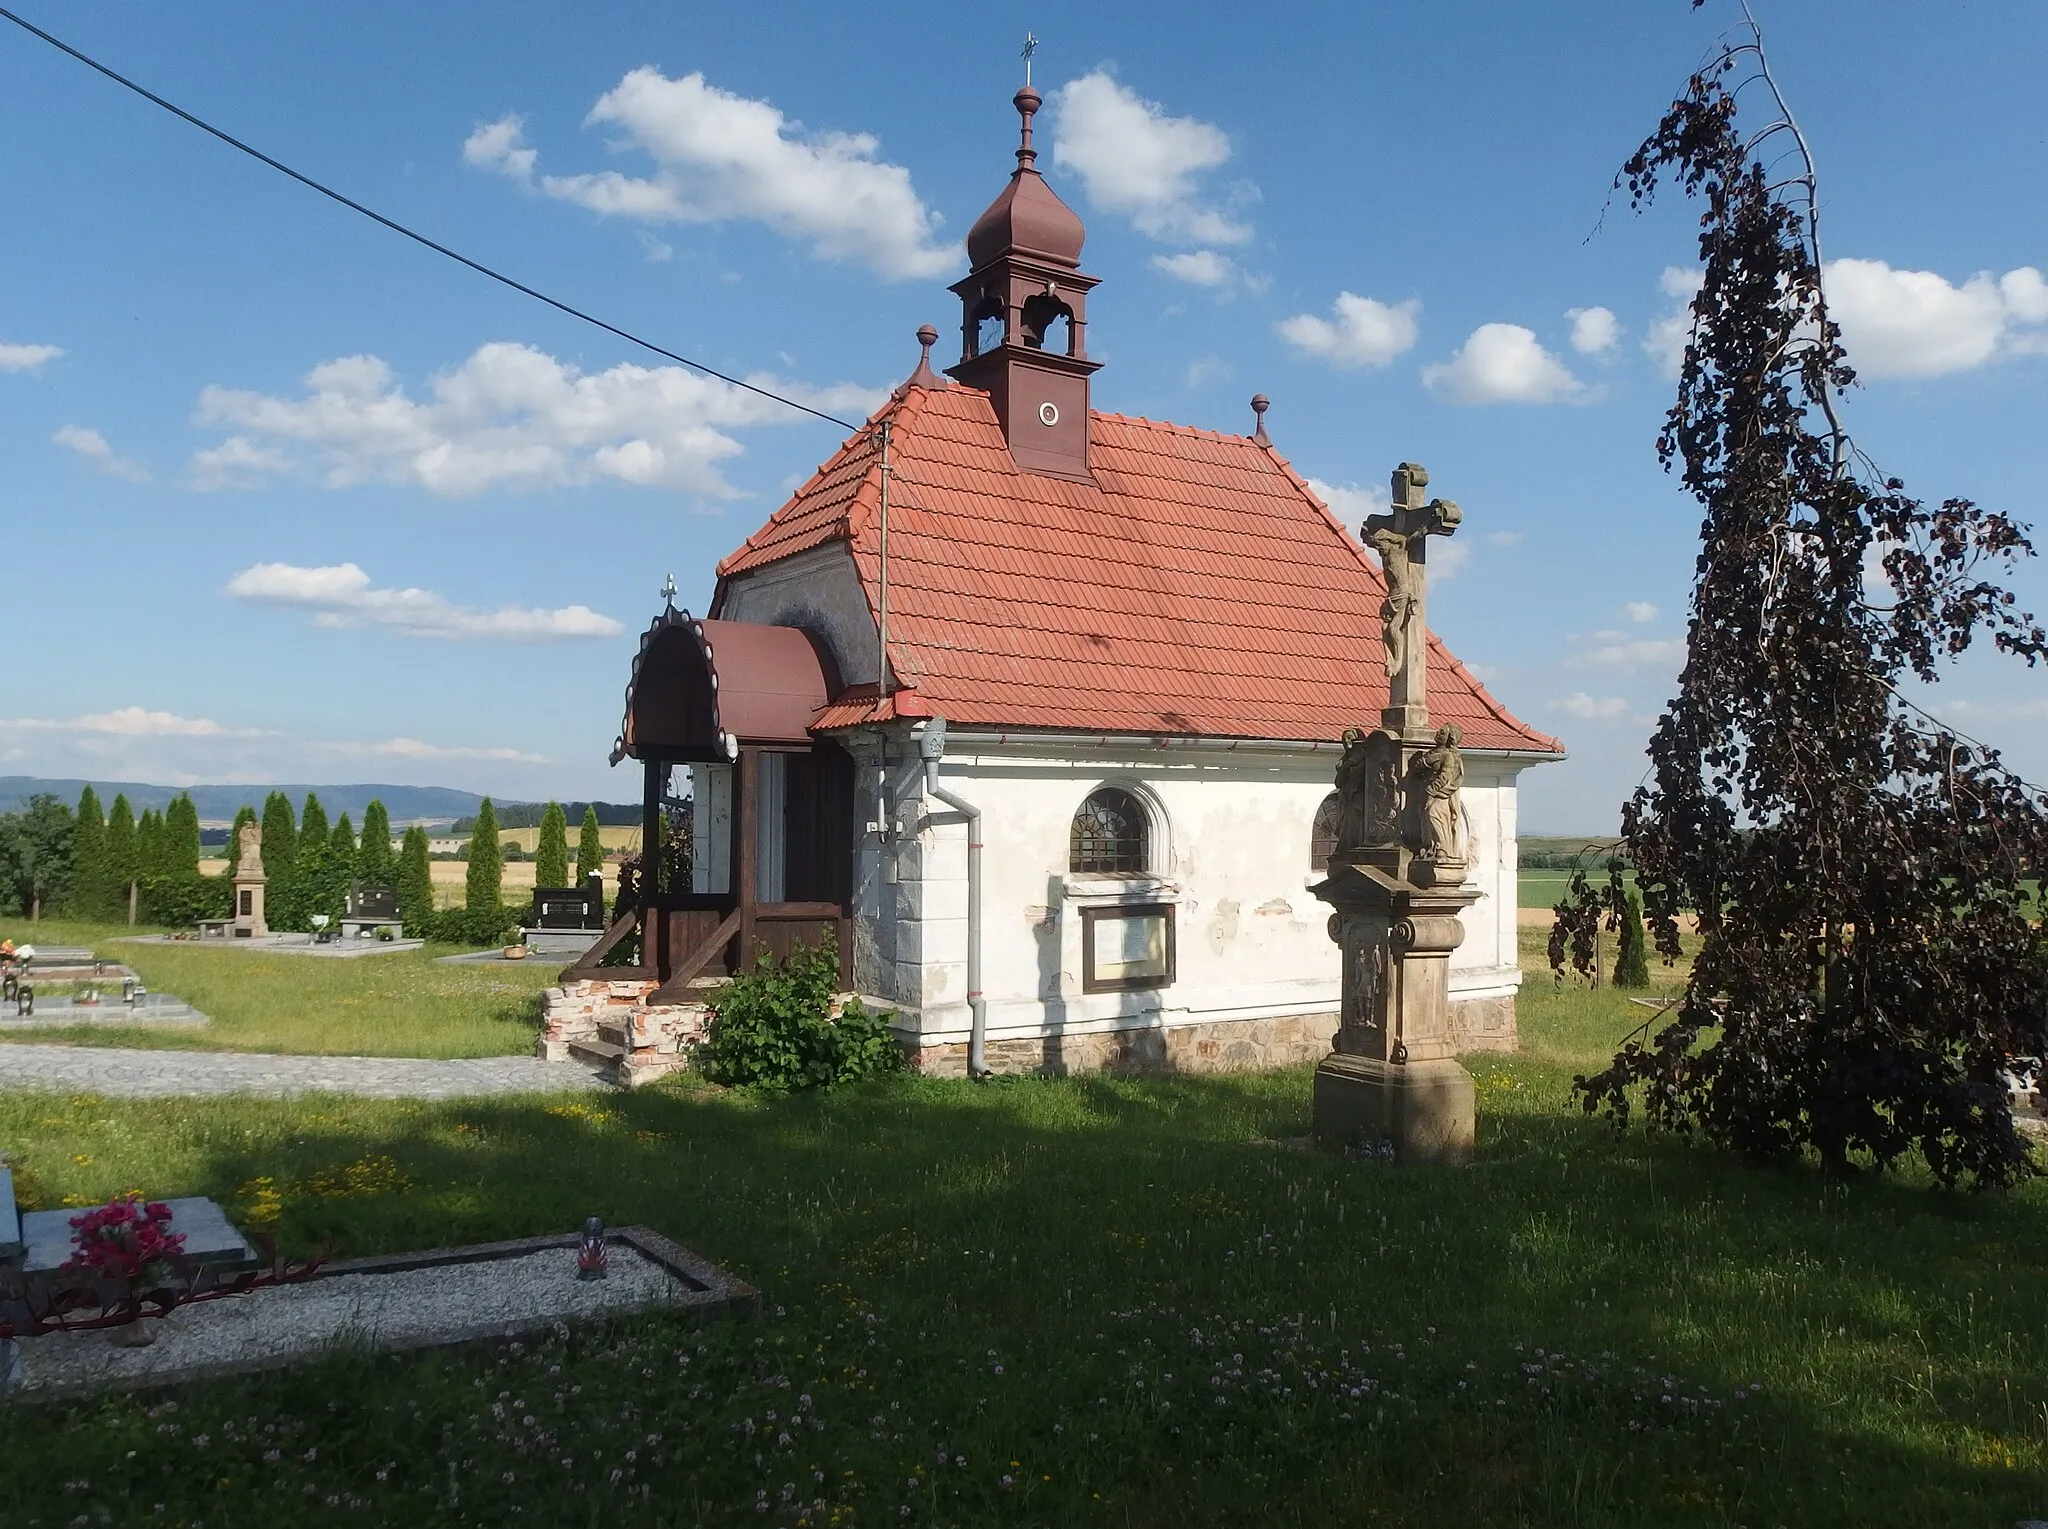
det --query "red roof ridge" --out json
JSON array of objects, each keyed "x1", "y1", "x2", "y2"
[{"x1": 1088, "y1": 408, "x2": 1267, "y2": 447}]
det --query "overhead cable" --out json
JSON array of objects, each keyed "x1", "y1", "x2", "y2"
[{"x1": 0, "y1": 5, "x2": 863, "y2": 432}]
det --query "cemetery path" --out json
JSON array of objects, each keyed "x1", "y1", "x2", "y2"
[{"x1": 0, "y1": 1044, "x2": 609, "y2": 1099}]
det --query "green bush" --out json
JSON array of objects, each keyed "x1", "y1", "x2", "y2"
[
  {"x1": 138, "y1": 874, "x2": 234, "y2": 929},
  {"x1": 431, "y1": 902, "x2": 523, "y2": 948},
  {"x1": 696, "y1": 943, "x2": 901, "y2": 1092},
  {"x1": 1613, "y1": 888, "x2": 1651, "y2": 989}
]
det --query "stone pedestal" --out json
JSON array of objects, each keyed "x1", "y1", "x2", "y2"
[
  {"x1": 1311, "y1": 856, "x2": 1482, "y2": 1164},
  {"x1": 232, "y1": 873, "x2": 266, "y2": 939}
]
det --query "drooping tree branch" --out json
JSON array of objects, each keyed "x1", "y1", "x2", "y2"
[{"x1": 1556, "y1": 17, "x2": 2048, "y2": 1187}]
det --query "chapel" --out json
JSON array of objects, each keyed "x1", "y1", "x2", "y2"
[{"x1": 559, "y1": 83, "x2": 1562, "y2": 1080}]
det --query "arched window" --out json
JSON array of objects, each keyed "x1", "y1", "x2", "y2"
[
  {"x1": 1310, "y1": 792, "x2": 1341, "y2": 871},
  {"x1": 971, "y1": 295, "x2": 1006, "y2": 358},
  {"x1": 1070, "y1": 787, "x2": 1147, "y2": 875},
  {"x1": 1021, "y1": 293, "x2": 1073, "y2": 354}
]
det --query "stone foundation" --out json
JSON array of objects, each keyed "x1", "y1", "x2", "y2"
[
  {"x1": 538, "y1": 978, "x2": 711, "y2": 1088},
  {"x1": 908, "y1": 995, "x2": 1516, "y2": 1079}
]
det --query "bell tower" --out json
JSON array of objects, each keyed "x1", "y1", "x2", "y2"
[{"x1": 946, "y1": 85, "x2": 1102, "y2": 483}]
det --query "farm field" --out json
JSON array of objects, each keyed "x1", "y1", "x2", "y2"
[{"x1": 1, "y1": 971, "x2": 2041, "y2": 1526}]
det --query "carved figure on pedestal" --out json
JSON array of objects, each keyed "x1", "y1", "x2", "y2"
[
  {"x1": 236, "y1": 820, "x2": 263, "y2": 873},
  {"x1": 1413, "y1": 724, "x2": 1465, "y2": 864},
  {"x1": 1366, "y1": 523, "x2": 1419, "y2": 680},
  {"x1": 1333, "y1": 727, "x2": 1372, "y2": 856}
]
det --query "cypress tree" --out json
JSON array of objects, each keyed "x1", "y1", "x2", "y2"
[
  {"x1": 105, "y1": 794, "x2": 137, "y2": 919},
  {"x1": 536, "y1": 802, "x2": 569, "y2": 889},
  {"x1": 295, "y1": 794, "x2": 332, "y2": 929},
  {"x1": 1613, "y1": 888, "x2": 1651, "y2": 990},
  {"x1": 223, "y1": 805, "x2": 257, "y2": 878},
  {"x1": 135, "y1": 809, "x2": 165, "y2": 881},
  {"x1": 398, "y1": 825, "x2": 435, "y2": 938},
  {"x1": 324, "y1": 813, "x2": 358, "y2": 921},
  {"x1": 73, "y1": 785, "x2": 108, "y2": 920},
  {"x1": 466, "y1": 798, "x2": 503, "y2": 912},
  {"x1": 260, "y1": 792, "x2": 298, "y2": 928},
  {"x1": 357, "y1": 800, "x2": 394, "y2": 885},
  {"x1": 576, "y1": 805, "x2": 604, "y2": 885},
  {"x1": 166, "y1": 794, "x2": 202, "y2": 875}
]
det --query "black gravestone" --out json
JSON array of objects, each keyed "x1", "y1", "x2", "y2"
[
  {"x1": 531, "y1": 874, "x2": 605, "y2": 930},
  {"x1": 347, "y1": 885, "x2": 401, "y2": 921}
]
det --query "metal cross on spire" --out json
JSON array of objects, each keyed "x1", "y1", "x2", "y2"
[
  {"x1": 658, "y1": 573, "x2": 678, "y2": 611},
  {"x1": 1021, "y1": 32, "x2": 1038, "y2": 86}
]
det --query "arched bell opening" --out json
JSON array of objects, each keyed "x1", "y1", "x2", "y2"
[{"x1": 1021, "y1": 293, "x2": 1074, "y2": 356}]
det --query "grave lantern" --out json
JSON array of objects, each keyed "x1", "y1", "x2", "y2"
[
  {"x1": 16, "y1": 986, "x2": 30, "y2": 1017},
  {"x1": 577, "y1": 1217, "x2": 609, "y2": 1280}
]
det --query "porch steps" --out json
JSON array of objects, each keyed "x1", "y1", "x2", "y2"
[{"x1": 566, "y1": 1038, "x2": 625, "y2": 1070}]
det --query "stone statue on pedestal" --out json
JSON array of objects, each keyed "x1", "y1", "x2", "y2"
[{"x1": 1311, "y1": 462, "x2": 1480, "y2": 1165}]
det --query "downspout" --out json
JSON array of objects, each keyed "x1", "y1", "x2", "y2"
[{"x1": 915, "y1": 717, "x2": 987, "y2": 1078}]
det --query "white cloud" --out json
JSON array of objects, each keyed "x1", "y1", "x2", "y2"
[
  {"x1": 1557, "y1": 693, "x2": 1628, "y2": 720},
  {"x1": 1183, "y1": 355, "x2": 1231, "y2": 387},
  {"x1": 0, "y1": 707, "x2": 266, "y2": 738},
  {"x1": 1423, "y1": 323, "x2": 1585, "y2": 404},
  {"x1": 1304, "y1": 477, "x2": 1391, "y2": 525},
  {"x1": 465, "y1": 72, "x2": 956, "y2": 281},
  {"x1": 1050, "y1": 71, "x2": 1251, "y2": 247},
  {"x1": 1151, "y1": 250, "x2": 1237, "y2": 287},
  {"x1": 227, "y1": 561, "x2": 624, "y2": 642},
  {"x1": 52, "y1": 424, "x2": 150, "y2": 482},
  {"x1": 1429, "y1": 540, "x2": 1472, "y2": 582},
  {"x1": 1644, "y1": 266, "x2": 1703, "y2": 378},
  {"x1": 315, "y1": 737, "x2": 550, "y2": 765},
  {"x1": 1485, "y1": 530, "x2": 1525, "y2": 549},
  {"x1": 191, "y1": 343, "x2": 883, "y2": 499},
  {"x1": 1570, "y1": 631, "x2": 1687, "y2": 671},
  {"x1": 1624, "y1": 601, "x2": 1658, "y2": 624},
  {"x1": 0, "y1": 342, "x2": 63, "y2": 373},
  {"x1": 1277, "y1": 292, "x2": 1420, "y2": 369},
  {"x1": 1566, "y1": 306, "x2": 1620, "y2": 355},
  {"x1": 1825, "y1": 258, "x2": 2048, "y2": 378}
]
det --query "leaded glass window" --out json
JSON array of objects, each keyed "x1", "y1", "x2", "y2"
[
  {"x1": 1310, "y1": 792, "x2": 1341, "y2": 870},
  {"x1": 1070, "y1": 788, "x2": 1147, "y2": 875}
]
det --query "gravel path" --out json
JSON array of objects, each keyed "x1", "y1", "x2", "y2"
[{"x1": 0, "y1": 1044, "x2": 606, "y2": 1099}]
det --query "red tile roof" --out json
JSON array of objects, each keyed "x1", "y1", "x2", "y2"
[{"x1": 714, "y1": 382, "x2": 1561, "y2": 755}]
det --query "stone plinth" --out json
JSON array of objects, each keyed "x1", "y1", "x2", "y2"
[
  {"x1": 538, "y1": 978, "x2": 711, "y2": 1087},
  {"x1": 1311, "y1": 859, "x2": 1482, "y2": 1164},
  {"x1": 908, "y1": 1010, "x2": 1330, "y2": 1079}
]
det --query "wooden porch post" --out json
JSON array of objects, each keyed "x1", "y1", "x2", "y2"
[
  {"x1": 737, "y1": 747, "x2": 759, "y2": 971},
  {"x1": 643, "y1": 756, "x2": 665, "y2": 979}
]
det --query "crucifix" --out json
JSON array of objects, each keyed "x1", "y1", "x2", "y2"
[
  {"x1": 1021, "y1": 32, "x2": 1038, "y2": 86},
  {"x1": 1361, "y1": 461, "x2": 1462, "y2": 739}
]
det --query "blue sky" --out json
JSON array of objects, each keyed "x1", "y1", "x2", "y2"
[{"x1": 2, "y1": 0, "x2": 2043, "y2": 829}]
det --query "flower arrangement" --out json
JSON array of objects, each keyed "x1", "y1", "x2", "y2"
[{"x1": 64, "y1": 1194, "x2": 187, "y2": 1291}]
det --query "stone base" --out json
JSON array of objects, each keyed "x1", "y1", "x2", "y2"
[
  {"x1": 1311, "y1": 1053, "x2": 1475, "y2": 1165},
  {"x1": 1448, "y1": 992, "x2": 1518, "y2": 1053},
  {"x1": 909, "y1": 1012, "x2": 1332, "y2": 1079}
]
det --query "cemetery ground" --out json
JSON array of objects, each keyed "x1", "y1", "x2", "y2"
[
  {"x1": 0, "y1": 920, "x2": 553, "y2": 1058},
  {"x1": 2, "y1": 932, "x2": 2044, "y2": 1526}
]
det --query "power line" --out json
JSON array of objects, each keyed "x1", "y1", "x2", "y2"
[{"x1": 0, "y1": 5, "x2": 864, "y2": 433}]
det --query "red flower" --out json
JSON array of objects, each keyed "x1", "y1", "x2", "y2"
[{"x1": 65, "y1": 1195, "x2": 187, "y2": 1287}]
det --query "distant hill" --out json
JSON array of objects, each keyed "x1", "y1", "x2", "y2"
[{"x1": 0, "y1": 777, "x2": 509, "y2": 827}]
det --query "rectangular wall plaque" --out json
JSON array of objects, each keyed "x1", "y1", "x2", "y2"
[{"x1": 1081, "y1": 903, "x2": 1175, "y2": 993}]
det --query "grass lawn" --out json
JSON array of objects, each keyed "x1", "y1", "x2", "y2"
[
  {"x1": 0, "y1": 919, "x2": 552, "y2": 1058},
  {"x1": 2, "y1": 978, "x2": 2043, "y2": 1525}
]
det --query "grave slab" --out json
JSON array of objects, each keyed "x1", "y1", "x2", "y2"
[
  {"x1": 0, "y1": 1166, "x2": 19, "y2": 1262},
  {"x1": 18, "y1": 1198, "x2": 257, "y2": 1276}
]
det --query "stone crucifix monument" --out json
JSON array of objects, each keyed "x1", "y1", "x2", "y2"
[
  {"x1": 1312, "y1": 462, "x2": 1481, "y2": 1164},
  {"x1": 232, "y1": 819, "x2": 267, "y2": 939}
]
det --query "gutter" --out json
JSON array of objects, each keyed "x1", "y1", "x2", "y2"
[
  {"x1": 914, "y1": 717, "x2": 988, "y2": 1078},
  {"x1": 928, "y1": 727, "x2": 1566, "y2": 763}
]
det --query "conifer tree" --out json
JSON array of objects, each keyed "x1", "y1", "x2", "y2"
[
  {"x1": 466, "y1": 798, "x2": 503, "y2": 912},
  {"x1": 165, "y1": 794, "x2": 202, "y2": 876},
  {"x1": 325, "y1": 813, "x2": 358, "y2": 920},
  {"x1": 259, "y1": 792, "x2": 299, "y2": 928},
  {"x1": 135, "y1": 809, "x2": 165, "y2": 882},
  {"x1": 105, "y1": 794, "x2": 137, "y2": 919},
  {"x1": 294, "y1": 794, "x2": 333, "y2": 928},
  {"x1": 536, "y1": 802, "x2": 569, "y2": 889},
  {"x1": 1613, "y1": 888, "x2": 1650, "y2": 990},
  {"x1": 223, "y1": 805, "x2": 257, "y2": 878},
  {"x1": 398, "y1": 825, "x2": 435, "y2": 938},
  {"x1": 72, "y1": 785, "x2": 108, "y2": 920},
  {"x1": 357, "y1": 800, "x2": 394, "y2": 885},
  {"x1": 576, "y1": 804, "x2": 604, "y2": 885}
]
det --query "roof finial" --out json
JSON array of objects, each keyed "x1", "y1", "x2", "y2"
[
  {"x1": 659, "y1": 573, "x2": 678, "y2": 611},
  {"x1": 1013, "y1": 36, "x2": 1042, "y2": 171},
  {"x1": 1250, "y1": 394, "x2": 1270, "y2": 445},
  {"x1": 907, "y1": 323, "x2": 942, "y2": 390}
]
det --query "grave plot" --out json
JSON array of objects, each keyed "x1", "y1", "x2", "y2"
[{"x1": 4, "y1": 1224, "x2": 755, "y2": 1400}]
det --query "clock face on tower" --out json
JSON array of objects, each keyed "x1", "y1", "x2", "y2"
[{"x1": 1038, "y1": 401, "x2": 1059, "y2": 427}]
